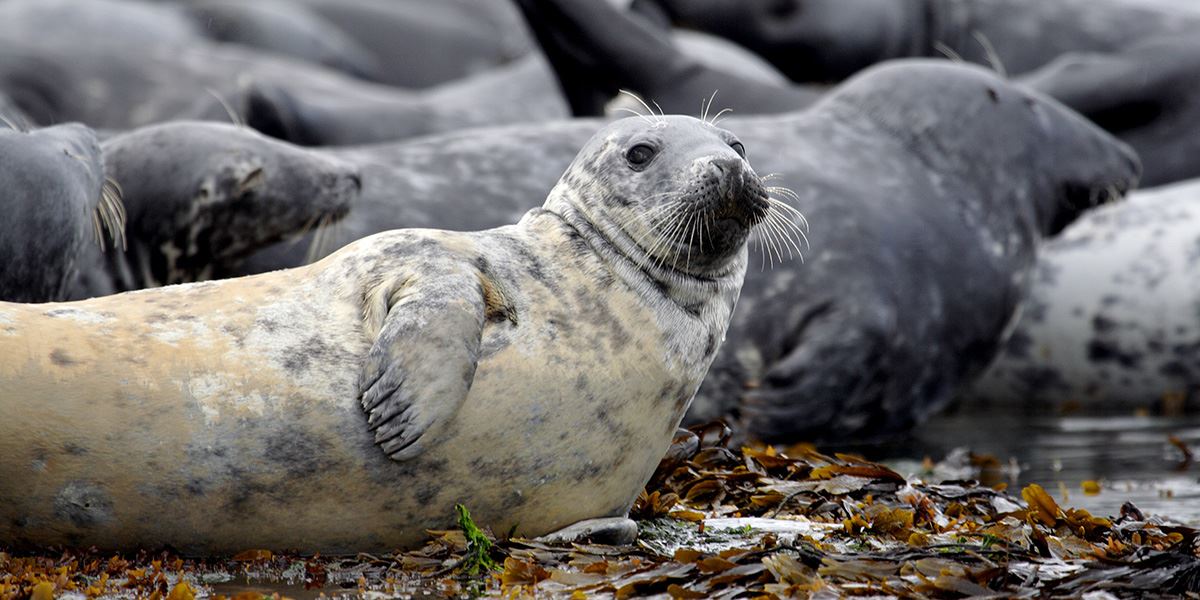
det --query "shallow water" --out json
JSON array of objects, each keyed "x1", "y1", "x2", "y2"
[{"x1": 845, "y1": 408, "x2": 1200, "y2": 525}]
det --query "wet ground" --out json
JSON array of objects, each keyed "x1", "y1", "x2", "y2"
[{"x1": 850, "y1": 408, "x2": 1200, "y2": 525}]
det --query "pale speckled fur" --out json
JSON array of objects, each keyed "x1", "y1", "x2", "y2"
[{"x1": 0, "y1": 116, "x2": 757, "y2": 554}]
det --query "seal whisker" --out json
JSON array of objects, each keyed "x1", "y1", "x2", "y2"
[
  {"x1": 765, "y1": 201, "x2": 811, "y2": 252},
  {"x1": 700, "y1": 90, "x2": 719, "y2": 125},
  {"x1": 618, "y1": 90, "x2": 663, "y2": 125},
  {"x1": 205, "y1": 87, "x2": 245, "y2": 127},
  {"x1": 93, "y1": 178, "x2": 127, "y2": 252},
  {"x1": 711, "y1": 108, "x2": 733, "y2": 126},
  {"x1": 765, "y1": 209, "x2": 805, "y2": 261},
  {"x1": 973, "y1": 31, "x2": 1008, "y2": 78},
  {"x1": 614, "y1": 107, "x2": 655, "y2": 126},
  {"x1": 934, "y1": 41, "x2": 965, "y2": 63}
]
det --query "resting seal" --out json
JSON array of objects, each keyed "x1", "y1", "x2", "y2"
[
  {"x1": 969, "y1": 179, "x2": 1200, "y2": 414},
  {"x1": 240, "y1": 61, "x2": 1140, "y2": 442},
  {"x1": 0, "y1": 115, "x2": 772, "y2": 553},
  {"x1": 0, "y1": 0, "x2": 565, "y2": 144},
  {"x1": 69, "y1": 122, "x2": 361, "y2": 299},
  {"x1": 636, "y1": 0, "x2": 1200, "y2": 81},
  {"x1": 0, "y1": 123, "x2": 123, "y2": 302}
]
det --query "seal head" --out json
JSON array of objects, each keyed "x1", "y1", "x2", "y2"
[{"x1": 73, "y1": 122, "x2": 360, "y2": 298}]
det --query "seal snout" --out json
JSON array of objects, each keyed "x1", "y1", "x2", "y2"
[{"x1": 695, "y1": 156, "x2": 769, "y2": 229}]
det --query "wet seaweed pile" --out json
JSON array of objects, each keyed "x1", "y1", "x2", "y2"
[{"x1": 3, "y1": 423, "x2": 1199, "y2": 599}]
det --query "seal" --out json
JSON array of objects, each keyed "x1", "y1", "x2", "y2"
[
  {"x1": 969, "y1": 178, "x2": 1200, "y2": 415},
  {"x1": 0, "y1": 115, "x2": 772, "y2": 553},
  {"x1": 518, "y1": 0, "x2": 1195, "y2": 191},
  {"x1": 0, "y1": 123, "x2": 124, "y2": 303},
  {"x1": 180, "y1": 0, "x2": 386, "y2": 81},
  {"x1": 514, "y1": 0, "x2": 819, "y2": 117},
  {"x1": 68, "y1": 122, "x2": 361, "y2": 300},
  {"x1": 239, "y1": 61, "x2": 1140, "y2": 442},
  {"x1": 293, "y1": 0, "x2": 534, "y2": 88},
  {"x1": 1021, "y1": 35, "x2": 1200, "y2": 187},
  {"x1": 0, "y1": 1, "x2": 564, "y2": 144},
  {"x1": 636, "y1": 0, "x2": 1200, "y2": 81},
  {"x1": 243, "y1": 54, "x2": 567, "y2": 147}
]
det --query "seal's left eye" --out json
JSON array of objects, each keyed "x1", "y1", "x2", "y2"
[
  {"x1": 731, "y1": 142, "x2": 747, "y2": 158},
  {"x1": 626, "y1": 144, "x2": 656, "y2": 168}
]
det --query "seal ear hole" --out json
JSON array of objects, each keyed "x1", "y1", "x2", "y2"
[
  {"x1": 626, "y1": 144, "x2": 657, "y2": 170},
  {"x1": 986, "y1": 88, "x2": 999, "y2": 103},
  {"x1": 731, "y1": 142, "x2": 747, "y2": 159}
]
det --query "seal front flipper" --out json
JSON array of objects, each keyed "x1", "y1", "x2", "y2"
[{"x1": 359, "y1": 261, "x2": 496, "y2": 461}]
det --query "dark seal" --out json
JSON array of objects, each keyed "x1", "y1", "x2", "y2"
[{"x1": 0, "y1": 123, "x2": 123, "y2": 303}]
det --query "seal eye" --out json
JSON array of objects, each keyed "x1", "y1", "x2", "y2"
[
  {"x1": 626, "y1": 144, "x2": 656, "y2": 169},
  {"x1": 730, "y1": 142, "x2": 747, "y2": 158}
]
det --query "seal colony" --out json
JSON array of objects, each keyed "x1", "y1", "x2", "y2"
[{"x1": 0, "y1": 115, "x2": 779, "y2": 553}]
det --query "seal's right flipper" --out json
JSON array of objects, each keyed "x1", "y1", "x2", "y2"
[{"x1": 359, "y1": 263, "x2": 488, "y2": 461}]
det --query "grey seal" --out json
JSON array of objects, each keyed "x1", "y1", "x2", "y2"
[
  {"x1": 69, "y1": 122, "x2": 361, "y2": 300},
  {"x1": 0, "y1": 115, "x2": 772, "y2": 553},
  {"x1": 519, "y1": 0, "x2": 1200, "y2": 190},
  {"x1": 241, "y1": 61, "x2": 1140, "y2": 442},
  {"x1": 636, "y1": 0, "x2": 1200, "y2": 81},
  {"x1": 969, "y1": 178, "x2": 1200, "y2": 414},
  {"x1": 0, "y1": 0, "x2": 565, "y2": 144},
  {"x1": 0, "y1": 123, "x2": 123, "y2": 303},
  {"x1": 1021, "y1": 35, "x2": 1200, "y2": 187}
]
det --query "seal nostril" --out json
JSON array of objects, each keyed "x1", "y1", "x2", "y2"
[{"x1": 348, "y1": 172, "x2": 362, "y2": 192}]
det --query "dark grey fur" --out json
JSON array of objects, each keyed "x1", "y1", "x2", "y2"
[
  {"x1": 69, "y1": 122, "x2": 360, "y2": 299},
  {"x1": 0, "y1": 0, "x2": 565, "y2": 145},
  {"x1": 0, "y1": 123, "x2": 112, "y2": 302}
]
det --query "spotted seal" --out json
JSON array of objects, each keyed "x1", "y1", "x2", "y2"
[
  {"x1": 0, "y1": 115, "x2": 773, "y2": 553},
  {"x1": 969, "y1": 178, "x2": 1200, "y2": 414},
  {"x1": 239, "y1": 61, "x2": 1140, "y2": 442},
  {"x1": 0, "y1": 123, "x2": 123, "y2": 303},
  {"x1": 68, "y1": 122, "x2": 361, "y2": 300}
]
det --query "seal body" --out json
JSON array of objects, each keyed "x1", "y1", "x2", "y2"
[
  {"x1": 639, "y1": 0, "x2": 1199, "y2": 81},
  {"x1": 0, "y1": 0, "x2": 564, "y2": 144},
  {"x1": 969, "y1": 180, "x2": 1200, "y2": 413},
  {"x1": 0, "y1": 116, "x2": 762, "y2": 553},
  {"x1": 240, "y1": 62, "x2": 1140, "y2": 441}
]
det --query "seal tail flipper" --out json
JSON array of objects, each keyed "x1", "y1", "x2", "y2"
[
  {"x1": 512, "y1": 0, "x2": 688, "y2": 116},
  {"x1": 358, "y1": 261, "x2": 492, "y2": 461}
]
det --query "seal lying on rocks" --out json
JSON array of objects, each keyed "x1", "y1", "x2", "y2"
[
  {"x1": 0, "y1": 123, "x2": 123, "y2": 303},
  {"x1": 0, "y1": 115, "x2": 774, "y2": 554}
]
